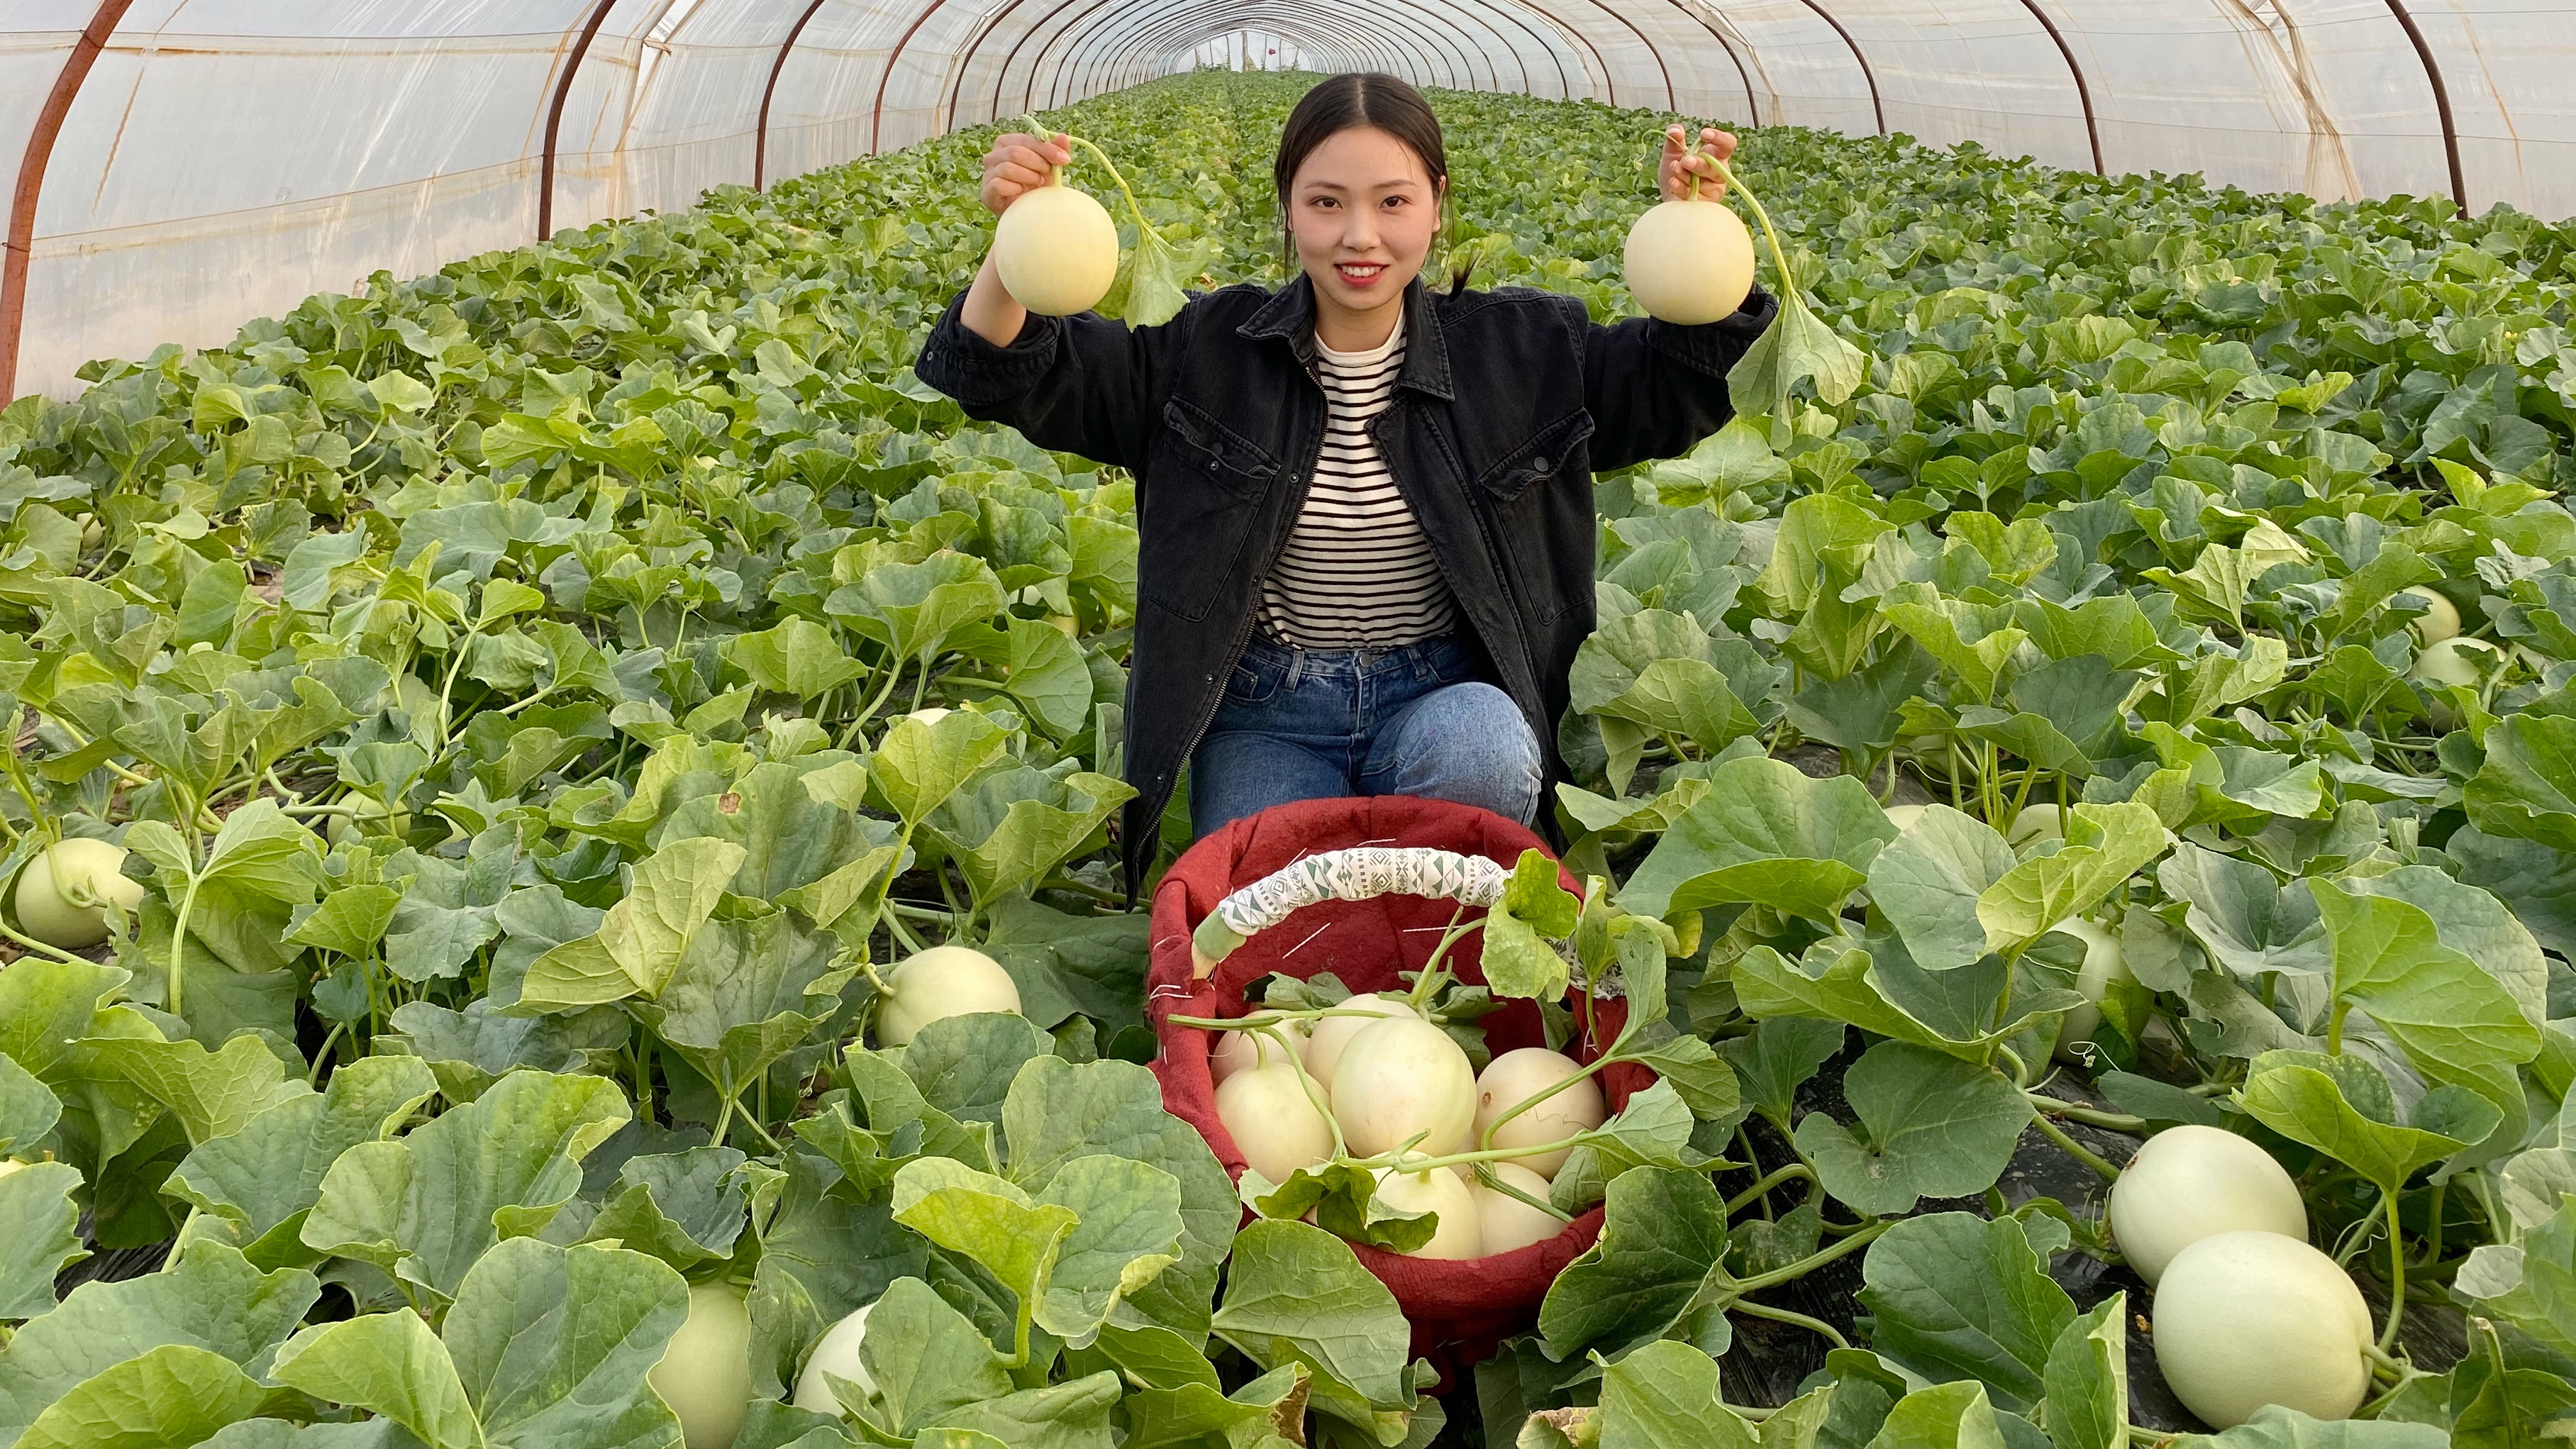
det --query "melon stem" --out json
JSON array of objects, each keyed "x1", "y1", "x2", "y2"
[
  {"x1": 1708, "y1": 153, "x2": 1801, "y2": 303},
  {"x1": 1052, "y1": 130, "x2": 1168, "y2": 248}
]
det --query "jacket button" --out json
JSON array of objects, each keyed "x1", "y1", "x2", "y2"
[
  {"x1": 1533, "y1": 457, "x2": 1551, "y2": 471},
  {"x1": 1206, "y1": 460, "x2": 1219, "y2": 474}
]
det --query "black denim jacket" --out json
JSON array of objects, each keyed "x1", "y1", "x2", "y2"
[{"x1": 914, "y1": 272, "x2": 1779, "y2": 899}]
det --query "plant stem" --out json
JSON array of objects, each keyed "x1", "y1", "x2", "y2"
[
  {"x1": 307, "y1": 1023, "x2": 343, "y2": 1084},
  {"x1": 2377, "y1": 1187, "x2": 2407, "y2": 1355},
  {"x1": 1479, "y1": 1044, "x2": 1620, "y2": 1153},
  {"x1": 2030, "y1": 1110, "x2": 2121, "y2": 1182},
  {"x1": 167, "y1": 872, "x2": 205, "y2": 1020},
  {"x1": 1733, "y1": 1219, "x2": 1892, "y2": 1292},
  {"x1": 1731, "y1": 1298, "x2": 1850, "y2": 1350},
  {"x1": 1060, "y1": 135, "x2": 1165, "y2": 245},
  {"x1": 1708, "y1": 157, "x2": 1799, "y2": 299},
  {"x1": 1726, "y1": 1163, "x2": 1815, "y2": 1214},
  {"x1": 2026, "y1": 1093, "x2": 2148, "y2": 1133}
]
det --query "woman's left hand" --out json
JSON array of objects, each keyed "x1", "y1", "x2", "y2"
[{"x1": 1660, "y1": 125, "x2": 1738, "y2": 201}]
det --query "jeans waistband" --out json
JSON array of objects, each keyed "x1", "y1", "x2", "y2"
[{"x1": 1241, "y1": 632, "x2": 1467, "y2": 684}]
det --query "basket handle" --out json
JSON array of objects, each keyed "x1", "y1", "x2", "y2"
[{"x1": 1187, "y1": 845, "x2": 1513, "y2": 978}]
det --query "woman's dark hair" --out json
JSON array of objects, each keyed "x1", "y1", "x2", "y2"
[{"x1": 1272, "y1": 73, "x2": 1470, "y2": 294}]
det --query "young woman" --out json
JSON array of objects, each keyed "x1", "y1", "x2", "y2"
[{"x1": 915, "y1": 74, "x2": 1777, "y2": 898}]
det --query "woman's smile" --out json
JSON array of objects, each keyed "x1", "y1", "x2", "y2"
[{"x1": 1336, "y1": 261, "x2": 1389, "y2": 287}]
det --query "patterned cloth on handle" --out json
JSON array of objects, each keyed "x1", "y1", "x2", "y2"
[{"x1": 1189, "y1": 845, "x2": 1511, "y2": 972}]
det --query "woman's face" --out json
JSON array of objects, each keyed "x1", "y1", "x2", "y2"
[{"x1": 1287, "y1": 125, "x2": 1443, "y2": 326}]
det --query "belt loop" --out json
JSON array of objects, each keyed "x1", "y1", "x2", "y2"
[{"x1": 1284, "y1": 648, "x2": 1304, "y2": 690}]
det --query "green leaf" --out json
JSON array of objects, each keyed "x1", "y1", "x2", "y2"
[
  {"x1": 1547, "y1": 1079, "x2": 1705, "y2": 1212},
  {"x1": 1626, "y1": 1033, "x2": 1740, "y2": 1121},
  {"x1": 1856, "y1": 1213, "x2": 2073, "y2": 1411},
  {"x1": 196, "y1": 800, "x2": 326, "y2": 905},
  {"x1": 1118, "y1": 1362, "x2": 1306, "y2": 1449},
  {"x1": 1592, "y1": 1340, "x2": 1759, "y2": 1449},
  {"x1": 998, "y1": 1057, "x2": 1233, "y2": 1334},
  {"x1": 1734, "y1": 942, "x2": 2063, "y2": 1062},
  {"x1": 926, "y1": 766, "x2": 1135, "y2": 909},
  {"x1": 828, "y1": 551, "x2": 1009, "y2": 667},
  {"x1": 379, "y1": 999, "x2": 626, "y2": 1104},
  {"x1": 2460, "y1": 1197, "x2": 2576, "y2": 1363},
  {"x1": 2167, "y1": 1406, "x2": 2448, "y2": 1446},
  {"x1": 892, "y1": 1156, "x2": 1079, "y2": 1357},
  {"x1": 82, "y1": 1035, "x2": 309, "y2": 1148},
  {"x1": 580, "y1": 1145, "x2": 750, "y2": 1270},
  {"x1": 903, "y1": 1013, "x2": 1055, "y2": 1126},
  {"x1": 1568, "y1": 612, "x2": 1761, "y2": 753},
  {"x1": 732, "y1": 617, "x2": 867, "y2": 699},
  {"x1": 286, "y1": 884, "x2": 402, "y2": 958},
  {"x1": 1727, "y1": 281, "x2": 1867, "y2": 419},
  {"x1": 518, "y1": 837, "x2": 745, "y2": 1010},
  {"x1": 15, "y1": 1345, "x2": 270, "y2": 1449},
  {"x1": 443, "y1": 1239, "x2": 689, "y2": 1449},
  {"x1": 957, "y1": 616, "x2": 1096, "y2": 741},
  {"x1": 0, "y1": 1241, "x2": 316, "y2": 1439},
  {"x1": 872, "y1": 710, "x2": 1012, "y2": 829},
  {"x1": 165, "y1": 1055, "x2": 440, "y2": 1267},
  {"x1": 1718, "y1": 1017, "x2": 1845, "y2": 1128},
  {"x1": 2466, "y1": 714, "x2": 2576, "y2": 853},
  {"x1": 1210, "y1": 1221, "x2": 1414, "y2": 1424},
  {"x1": 743, "y1": 1151, "x2": 931, "y2": 1399},
  {"x1": 1796, "y1": 1043, "x2": 2030, "y2": 1216},
  {"x1": 1865, "y1": 1381, "x2": 2006, "y2": 1449},
  {"x1": 1867, "y1": 807, "x2": 2016, "y2": 972},
  {"x1": 1975, "y1": 803, "x2": 2169, "y2": 957},
  {"x1": 301, "y1": 1069, "x2": 629, "y2": 1301},
  {"x1": 1537, "y1": 1167, "x2": 1730, "y2": 1363},
  {"x1": 0, "y1": 1053, "x2": 63, "y2": 1158},
  {"x1": 1484, "y1": 849, "x2": 1580, "y2": 1001},
  {"x1": 0, "y1": 1160, "x2": 87, "y2": 1320},
  {"x1": 2236, "y1": 1051, "x2": 2495, "y2": 1194},
  {"x1": 980, "y1": 898, "x2": 1148, "y2": 1036},
  {"x1": 628, "y1": 906, "x2": 850, "y2": 1109},
  {"x1": 928, "y1": 1372, "x2": 1121, "y2": 1449},
  {"x1": 1616, "y1": 755, "x2": 1897, "y2": 922},
  {"x1": 2038, "y1": 1292, "x2": 2127, "y2": 1449},
  {"x1": 857, "y1": 1277, "x2": 1014, "y2": 1436},
  {"x1": 2158, "y1": 844, "x2": 2328, "y2": 978},
  {"x1": 268, "y1": 1312, "x2": 477, "y2": 1449},
  {"x1": 1030, "y1": 1154, "x2": 1184, "y2": 1343},
  {"x1": 2309, "y1": 880, "x2": 2540, "y2": 1111}
]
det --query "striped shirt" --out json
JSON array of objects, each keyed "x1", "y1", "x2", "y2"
[{"x1": 1257, "y1": 321, "x2": 1460, "y2": 649}]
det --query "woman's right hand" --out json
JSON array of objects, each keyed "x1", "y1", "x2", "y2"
[{"x1": 981, "y1": 132, "x2": 1073, "y2": 218}]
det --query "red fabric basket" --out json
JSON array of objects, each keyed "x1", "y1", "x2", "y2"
[{"x1": 1146, "y1": 794, "x2": 1657, "y2": 1381}]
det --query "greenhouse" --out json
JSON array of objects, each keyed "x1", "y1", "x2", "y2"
[{"x1": 1, "y1": 2, "x2": 2573, "y2": 1445}]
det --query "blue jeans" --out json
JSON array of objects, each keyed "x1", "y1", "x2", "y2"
[{"x1": 1187, "y1": 633, "x2": 1545, "y2": 839}]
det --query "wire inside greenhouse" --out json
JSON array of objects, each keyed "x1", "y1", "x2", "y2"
[{"x1": 1, "y1": 4, "x2": 2573, "y2": 1446}]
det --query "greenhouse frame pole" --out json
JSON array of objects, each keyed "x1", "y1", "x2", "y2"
[
  {"x1": 1049, "y1": 1, "x2": 1471, "y2": 105},
  {"x1": 756, "y1": 0, "x2": 835, "y2": 189},
  {"x1": 1797, "y1": 0, "x2": 1883, "y2": 135},
  {"x1": 1038, "y1": 1, "x2": 1422, "y2": 111},
  {"x1": 538, "y1": 0, "x2": 623, "y2": 241},
  {"x1": 1065, "y1": 5, "x2": 1455, "y2": 101},
  {"x1": 2011, "y1": 0, "x2": 2102, "y2": 174},
  {"x1": 2379, "y1": 0, "x2": 2468, "y2": 215},
  {"x1": 1049, "y1": 2, "x2": 1450, "y2": 104},
  {"x1": 1, "y1": 0, "x2": 136, "y2": 406},
  {"x1": 1672, "y1": 5, "x2": 1762, "y2": 127}
]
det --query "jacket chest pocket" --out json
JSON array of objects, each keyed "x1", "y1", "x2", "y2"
[
  {"x1": 1472, "y1": 409, "x2": 1594, "y2": 503},
  {"x1": 1140, "y1": 396, "x2": 1285, "y2": 621},
  {"x1": 1472, "y1": 409, "x2": 1596, "y2": 623}
]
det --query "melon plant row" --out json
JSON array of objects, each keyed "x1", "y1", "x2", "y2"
[{"x1": 0, "y1": 67, "x2": 2572, "y2": 1448}]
